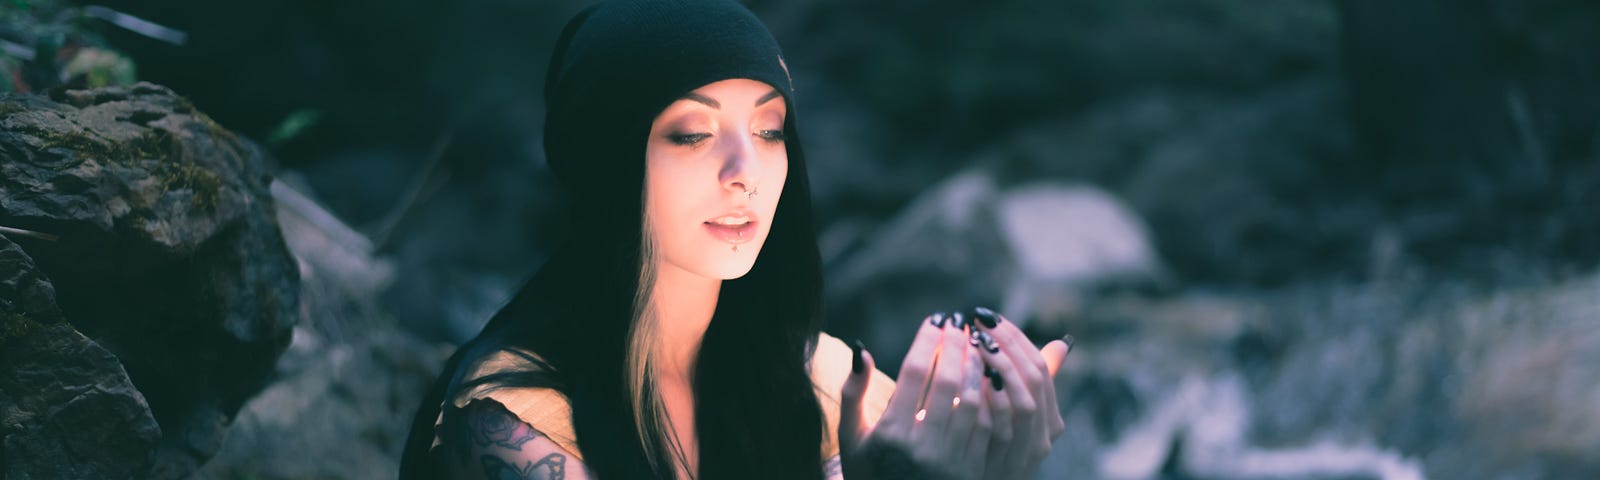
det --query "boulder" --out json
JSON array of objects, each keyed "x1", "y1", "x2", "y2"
[
  {"x1": 1, "y1": 232, "x2": 163, "y2": 479},
  {"x1": 0, "y1": 82, "x2": 299, "y2": 478}
]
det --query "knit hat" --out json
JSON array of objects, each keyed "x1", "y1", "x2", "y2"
[{"x1": 542, "y1": 0, "x2": 799, "y2": 190}]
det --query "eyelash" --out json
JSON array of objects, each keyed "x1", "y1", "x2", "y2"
[
  {"x1": 667, "y1": 130, "x2": 786, "y2": 147},
  {"x1": 669, "y1": 133, "x2": 712, "y2": 146}
]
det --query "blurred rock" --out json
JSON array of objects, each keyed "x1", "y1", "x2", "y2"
[
  {"x1": 995, "y1": 183, "x2": 1166, "y2": 335},
  {"x1": 199, "y1": 326, "x2": 452, "y2": 480},
  {"x1": 199, "y1": 176, "x2": 449, "y2": 478},
  {"x1": 992, "y1": 81, "x2": 1361, "y2": 286},
  {"x1": 1437, "y1": 272, "x2": 1600, "y2": 477},
  {"x1": 2, "y1": 233, "x2": 162, "y2": 479},
  {"x1": 271, "y1": 175, "x2": 396, "y2": 341},
  {"x1": 825, "y1": 169, "x2": 1163, "y2": 371},
  {"x1": 0, "y1": 82, "x2": 298, "y2": 478},
  {"x1": 1044, "y1": 269, "x2": 1600, "y2": 479}
]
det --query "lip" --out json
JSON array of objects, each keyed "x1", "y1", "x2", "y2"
[{"x1": 703, "y1": 209, "x2": 759, "y2": 245}]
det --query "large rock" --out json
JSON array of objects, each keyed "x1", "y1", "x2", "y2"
[
  {"x1": 1, "y1": 233, "x2": 163, "y2": 479},
  {"x1": 2, "y1": 324, "x2": 165, "y2": 480},
  {"x1": 0, "y1": 233, "x2": 64, "y2": 325},
  {"x1": 0, "y1": 82, "x2": 299, "y2": 478}
]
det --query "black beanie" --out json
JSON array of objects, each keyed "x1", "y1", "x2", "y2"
[{"x1": 542, "y1": 0, "x2": 799, "y2": 190}]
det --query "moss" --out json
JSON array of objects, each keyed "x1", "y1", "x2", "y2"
[
  {"x1": 173, "y1": 95, "x2": 198, "y2": 115},
  {"x1": 129, "y1": 128, "x2": 176, "y2": 160},
  {"x1": 36, "y1": 127, "x2": 120, "y2": 159},
  {"x1": 0, "y1": 100, "x2": 27, "y2": 118},
  {"x1": 0, "y1": 312, "x2": 45, "y2": 344},
  {"x1": 193, "y1": 110, "x2": 238, "y2": 146},
  {"x1": 157, "y1": 161, "x2": 222, "y2": 211}
]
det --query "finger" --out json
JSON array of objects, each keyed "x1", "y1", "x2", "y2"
[
  {"x1": 884, "y1": 313, "x2": 949, "y2": 426},
  {"x1": 982, "y1": 314, "x2": 1050, "y2": 381},
  {"x1": 981, "y1": 372, "x2": 1014, "y2": 480},
  {"x1": 954, "y1": 343, "x2": 988, "y2": 474},
  {"x1": 917, "y1": 314, "x2": 970, "y2": 435},
  {"x1": 838, "y1": 339, "x2": 873, "y2": 455},
  {"x1": 973, "y1": 327, "x2": 1037, "y2": 480},
  {"x1": 973, "y1": 334, "x2": 1029, "y2": 443},
  {"x1": 1040, "y1": 335, "x2": 1073, "y2": 438},
  {"x1": 979, "y1": 310, "x2": 1067, "y2": 447},
  {"x1": 1041, "y1": 334, "x2": 1073, "y2": 378}
]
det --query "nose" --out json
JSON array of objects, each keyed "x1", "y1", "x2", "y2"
[{"x1": 720, "y1": 132, "x2": 762, "y2": 197}]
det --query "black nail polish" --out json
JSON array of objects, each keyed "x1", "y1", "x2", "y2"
[
  {"x1": 929, "y1": 312, "x2": 947, "y2": 328},
  {"x1": 851, "y1": 339, "x2": 865, "y2": 374},
  {"x1": 950, "y1": 311, "x2": 967, "y2": 330},
  {"x1": 980, "y1": 332, "x2": 1000, "y2": 354},
  {"x1": 1062, "y1": 334, "x2": 1075, "y2": 349},
  {"x1": 973, "y1": 306, "x2": 1001, "y2": 329},
  {"x1": 985, "y1": 367, "x2": 1004, "y2": 391}
]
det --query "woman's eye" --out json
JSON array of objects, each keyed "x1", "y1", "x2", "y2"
[
  {"x1": 756, "y1": 129, "x2": 786, "y2": 143},
  {"x1": 669, "y1": 133, "x2": 712, "y2": 146}
]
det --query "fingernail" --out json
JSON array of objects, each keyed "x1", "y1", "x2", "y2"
[
  {"x1": 928, "y1": 312, "x2": 947, "y2": 328},
  {"x1": 950, "y1": 311, "x2": 967, "y2": 330},
  {"x1": 1062, "y1": 334, "x2": 1075, "y2": 351},
  {"x1": 973, "y1": 306, "x2": 1001, "y2": 328},
  {"x1": 969, "y1": 330, "x2": 998, "y2": 353},
  {"x1": 979, "y1": 331, "x2": 999, "y2": 354},
  {"x1": 851, "y1": 339, "x2": 865, "y2": 374},
  {"x1": 986, "y1": 367, "x2": 1004, "y2": 391}
]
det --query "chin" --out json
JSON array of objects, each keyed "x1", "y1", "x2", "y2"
[
  {"x1": 669, "y1": 241, "x2": 765, "y2": 280},
  {"x1": 708, "y1": 250, "x2": 761, "y2": 279}
]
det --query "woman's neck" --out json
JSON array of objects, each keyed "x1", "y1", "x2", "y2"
[{"x1": 650, "y1": 261, "x2": 720, "y2": 386}]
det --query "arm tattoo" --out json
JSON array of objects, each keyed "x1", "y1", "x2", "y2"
[
  {"x1": 466, "y1": 399, "x2": 540, "y2": 450},
  {"x1": 481, "y1": 453, "x2": 566, "y2": 480}
]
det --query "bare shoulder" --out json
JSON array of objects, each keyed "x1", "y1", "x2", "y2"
[{"x1": 443, "y1": 398, "x2": 593, "y2": 480}]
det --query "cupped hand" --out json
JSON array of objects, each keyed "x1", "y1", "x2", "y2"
[
  {"x1": 966, "y1": 307, "x2": 1072, "y2": 480},
  {"x1": 837, "y1": 311, "x2": 1073, "y2": 480}
]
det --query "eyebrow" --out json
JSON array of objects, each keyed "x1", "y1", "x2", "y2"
[{"x1": 680, "y1": 89, "x2": 784, "y2": 110}]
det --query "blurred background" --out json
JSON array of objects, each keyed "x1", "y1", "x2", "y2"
[{"x1": 1, "y1": 0, "x2": 1597, "y2": 478}]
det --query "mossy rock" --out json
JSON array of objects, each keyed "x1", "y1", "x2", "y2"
[{"x1": 0, "y1": 82, "x2": 298, "y2": 479}]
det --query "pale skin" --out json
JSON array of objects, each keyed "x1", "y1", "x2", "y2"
[{"x1": 449, "y1": 79, "x2": 1070, "y2": 480}]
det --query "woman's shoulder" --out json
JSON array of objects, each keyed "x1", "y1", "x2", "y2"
[
  {"x1": 438, "y1": 346, "x2": 584, "y2": 461},
  {"x1": 437, "y1": 396, "x2": 594, "y2": 479}
]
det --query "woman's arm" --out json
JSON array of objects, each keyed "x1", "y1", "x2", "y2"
[
  {"x1": 443, "y1": 398, "x2": 593, "y2": 480},
  {"x1": 825, "y1": 454, "x2": 843, "y2": 480}
]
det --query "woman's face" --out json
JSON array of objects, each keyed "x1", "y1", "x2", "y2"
[{"x1": 646, "y1": 78, "x2": 790, "y2": 280}]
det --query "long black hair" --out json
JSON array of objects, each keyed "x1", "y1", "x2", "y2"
[{"x1": 399, "y1": 1, "x2": 828, "y2": 478}]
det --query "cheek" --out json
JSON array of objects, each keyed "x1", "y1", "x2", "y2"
[
  {"x1": 646, "y1": 162, "x2": 700, "y2": 234},
  {"x1": 758, "y1": 156, "x2": 789, "y2": 235}
]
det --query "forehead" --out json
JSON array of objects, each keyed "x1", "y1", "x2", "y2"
[{"x1": 680, "y1": 79, "x2": 786, "y2": 108}]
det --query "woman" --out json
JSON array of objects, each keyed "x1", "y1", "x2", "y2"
[{"x1": 398, "y1": 1, "x2": 1073, "y2": 478}]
